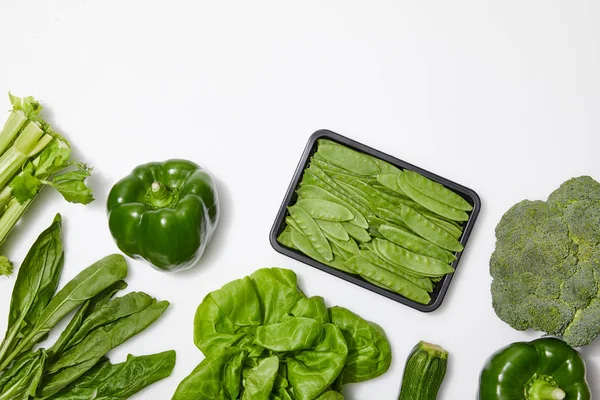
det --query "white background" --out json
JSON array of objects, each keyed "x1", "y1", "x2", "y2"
[{"x1": 0, "y1": 0, "x2": 599, "y2": 398}]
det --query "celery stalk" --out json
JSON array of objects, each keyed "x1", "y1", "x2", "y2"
[{"x1": 0, "y1": 110, "x2": 27, "y2": 156}]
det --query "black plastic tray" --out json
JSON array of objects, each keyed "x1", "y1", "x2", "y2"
[{"x1": 269, "y1": 129, "x2": 481, "y2": 312}]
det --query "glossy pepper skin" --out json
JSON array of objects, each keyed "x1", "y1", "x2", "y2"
[
  {"x1": 479, "y1": 338, "x2": 590, "y2": 400},
  {"x1": 107, "y1": 159, "x2": 219, "y2": 272}
]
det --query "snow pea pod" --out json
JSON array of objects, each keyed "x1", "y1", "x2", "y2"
[
  {"x1": 342, "y1": 222, "x2": 371, "y2": 243},
  {"x1": 398, "y1": 173, "x2": 469, "y2": 222},
  {"x1": 344, "y1": 256, "x2": 431, "y2": 304},
  {"x1": 286, "y1": 216, "x2": 303, "y2": 233},
  {"x1": 290, "y1": 227, "x2": 329, "y2": 264},
  {"x1": 399, "y1": 206, "x2": 464, "y2": 252},
  {"x1": 296, "y1": 199, "x2": 354, "y2": 222},
  {"x1": 316, "y1": 141, "x2": 380, "y2": 176},
  {"x1": 403, "y1": 170, "x2": 472, "y2": 211},
  {"x1": 324, "y1": 233, "x2": 359, "y2": 255},
  {"x1": 378, "y1": 224, "x2": 456, "y2": 264},
  {"x1": 310, "y1": 158, "x2": 364, "y2": 178},
  {"x1": 277, "y1": 228, "x2": 296, "y2": 249},
  {"x1": 377, "y1": 173, "x2": 406, "y2": 196},
  {"x1": 316, "y1": 220, "x2": 349, "y2": 241},
  {"x1": 288, "y1": 206, "x2": 333, "y2": 261},
  {"x1": 426, "y1": 215, "x2": 462, "y2": 239},
  {"x1": 297, "y1": 179, "x2": 371, "y2": 226},
  {"x1": 358, "y1": 250, "x2": 433, "y2": 292},
  {"x1": 336, "y1": 181, "x2": 371, "y2": 206},
  {"x1": 374, "y1": 239, "x2": 454, "y2": 277}
]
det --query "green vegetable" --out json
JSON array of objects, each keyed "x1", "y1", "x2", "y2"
[
  {"x1": 0, "y1": 350, "x2": 46, "y2": 400},
  {"x1": 398, "y1": 341, "x2": 448, "y2": 400},
  {"x1": 107, "y1": 159, "x2": 219, "y2": 272},
  {"x1": 478, "y1": 338, "x2": 590, "y2": 400},
  {"x1": 175, "y1": 268, "x2": 391, "y2": 399},
  {"x1": 0, "y1": 94, "x2": 94, "y2": 276},
  {"x1": 0, "y1": 215, "x2": 63, "y2": 368},
  {"x1": 39, "y1": 293, "x2": 169, "y2": 397},
  {"x1": 397, "y1": 173, "x2": 469, "y2": 221},
  {"x1": 0, "y1": 218, "x2": 173, "y2": 399},
  {"x1": 403, "y1": 170, "x2": 472, "y2": 211},
  {"x1": 278, "y1": 139, "x2": 472, "y2": 304},
  {"x1": 289, "y1": 205, "x2": 333, "y2": 261},
  {"x1": 46, "y1": 351, "x2": 176, "y2": 400},
  {"x1": 490, "y1": 176, "x2": 600, "y2": 347}
]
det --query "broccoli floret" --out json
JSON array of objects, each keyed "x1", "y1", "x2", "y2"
[{"x1": 490, "y1": 176, "x2": 600, "y2": 347}]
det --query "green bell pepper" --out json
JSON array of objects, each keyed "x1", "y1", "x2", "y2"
[
  {"x1": 107, "y1": 159, "x2": 219, "y2": 272},
  {"x1": 479, "y1": 338, "x2": 590, "y2": 400}
]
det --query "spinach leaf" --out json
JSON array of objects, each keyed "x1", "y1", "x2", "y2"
[
  {"x1": 287, "y1": 324, "x2": 348, "y2": 400},
  {"x1": 39, "y1": 296, "x2": 169, "y2": 398},
  {"x1": 241, "y1": 355, "x2": 279, "y2": 400},
  {"x1": 194, "y1": 276, "x2": 263, "y2": 357},
  {"x1": 0, "y1": 215, "x2": 63, "y2": 367},
  {"x1": 0, "y1": 254, "x2": 128, "y2": 371},
  {"x1": 0, "y1": 350, "x2": 46, "y2": 400},
  {"x1": 329, "y1": 306, "x2": 392, "y2": 386},
  {"x1": 172, "y1": 348, "x2": 246, "y2": 400},
  {"x1": 47, "y1": 280, "x2": 127, "y2": 359},
  {"x1": 46, "y1": 351, "x2": 176, "y2": 400}
]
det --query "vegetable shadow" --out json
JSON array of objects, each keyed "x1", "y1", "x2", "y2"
[
  {"x1": 580, "y1": 338, "x2": 599, "y2": 395},
  {"x1": 176, "y1": 176, "x2": 231, "y2": 278}
]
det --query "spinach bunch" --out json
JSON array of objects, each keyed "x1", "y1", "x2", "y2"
[
  {"x1": 173, "y1": 268, "x2": 391, "y2": 400},
  {"x1": 0, "y1": 215, "x2": 175, "y2": 399}
]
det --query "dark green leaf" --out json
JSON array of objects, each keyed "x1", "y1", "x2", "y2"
[
  {"x1": 46, "y1": 351, "x2": 176, "y2": 400},
  {"x1": 0, "y1": 254, "x2": 128, "y2": 372},
  {"x1": 39, "y1": 297, "x2": 169, "y2": 398},
  {"x1": 0, "y1": 350, "x2": 46, "y2": 400},
  {"x1": 0, "y1": 216, "x2": 62, "y2": 369}
]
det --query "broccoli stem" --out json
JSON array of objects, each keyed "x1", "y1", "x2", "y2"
[
  {"x1": 0, "y1": 110, "x2": 27, "y2": 156},
  {"x1": 528, "y1": 379, "x2": 566, "y2": 400}
]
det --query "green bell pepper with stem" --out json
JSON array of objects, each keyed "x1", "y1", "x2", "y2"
[
  {"x1": 479, "y1": 338, "x2": 590, "y2": 400},
  {"x1": 107, "y1": 159, "x2": 219, "y2": 272}
]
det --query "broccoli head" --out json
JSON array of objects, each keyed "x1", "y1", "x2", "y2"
[{"x1": 490, "y1": 176, "x2": 600, "y2": 347}]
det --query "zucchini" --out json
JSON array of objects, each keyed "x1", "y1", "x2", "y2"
[{"x1": 398, "y1": 341, "x2": 448, "y2": 400}]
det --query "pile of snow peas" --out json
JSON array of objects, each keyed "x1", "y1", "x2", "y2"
[{"x1": 277, "y1": 139, "x2": 474, "y2": 304}]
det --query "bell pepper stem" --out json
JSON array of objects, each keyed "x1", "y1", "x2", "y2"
[
  {"x1": 148, "y1": 181, "x2": 175, "y2": 209},
  {"x1": 528, "y1": 379, "x2": 566, "y2": 400}
]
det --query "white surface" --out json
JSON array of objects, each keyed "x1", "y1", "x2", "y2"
[{"x1": 1, "y1": 0, "x2": 599, "y2": 398}]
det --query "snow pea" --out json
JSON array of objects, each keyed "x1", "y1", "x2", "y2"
[
  {"x1": 316, "y1": 141, "x2": 380, "y2": 176},
  {"x1": 344, "y1": 256, "x2": 431, "y2": 304},
  {"x1": 376, "y1": 173, "x2": 406, "y2": 196},
  {"x1": 289, "y1": 227, "x2": 329, "y2": 264},
  {"x1": 374, "y1": 239, "x2": 454, "y2": 277},
  {"x1": 403, "y1": 170, "x2": 472, "y2": 211},
  {"x1": 277, "y1": 227, "x2": 296, "y2": 249},
  {"x1": 310, "y1": 158, "x2": 364, "y2": 178},
  {"x1": 378, "y1": 224, "x2": 456, "y2": 264},
  {"x1": 316, "y1": 220, "x2": 349, "y2": 241},
  {"x1": 296, "y1": 185, "x2": 369, "y2": 228},
  {"x1": 296, "y1": 199, "x2": 354, "y2": 222},
  {"x1": 301, "y1": 171, "x2": 373, "y2": 219},
  {"x1": 324, "y1": 233, "x2": 359, "y2": 255},
  {"x1": 397, "y1": 173, "x2": 469, "y2": 222},
  {"x1": 399, "y1": 206, "x2": 464, "y2": 252},
  {"x1": 288, "y1": 206, "x2": 333, "y2": 261},
  {"x1": 342, "y1": 222, "x2": 371, "y2": 243},
  {"x1": 426, "y1": 215, "x2": 463, "y2": 239},
  {"x1": 358, "y1": 250, "x2": 434, "y2": 292}
]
